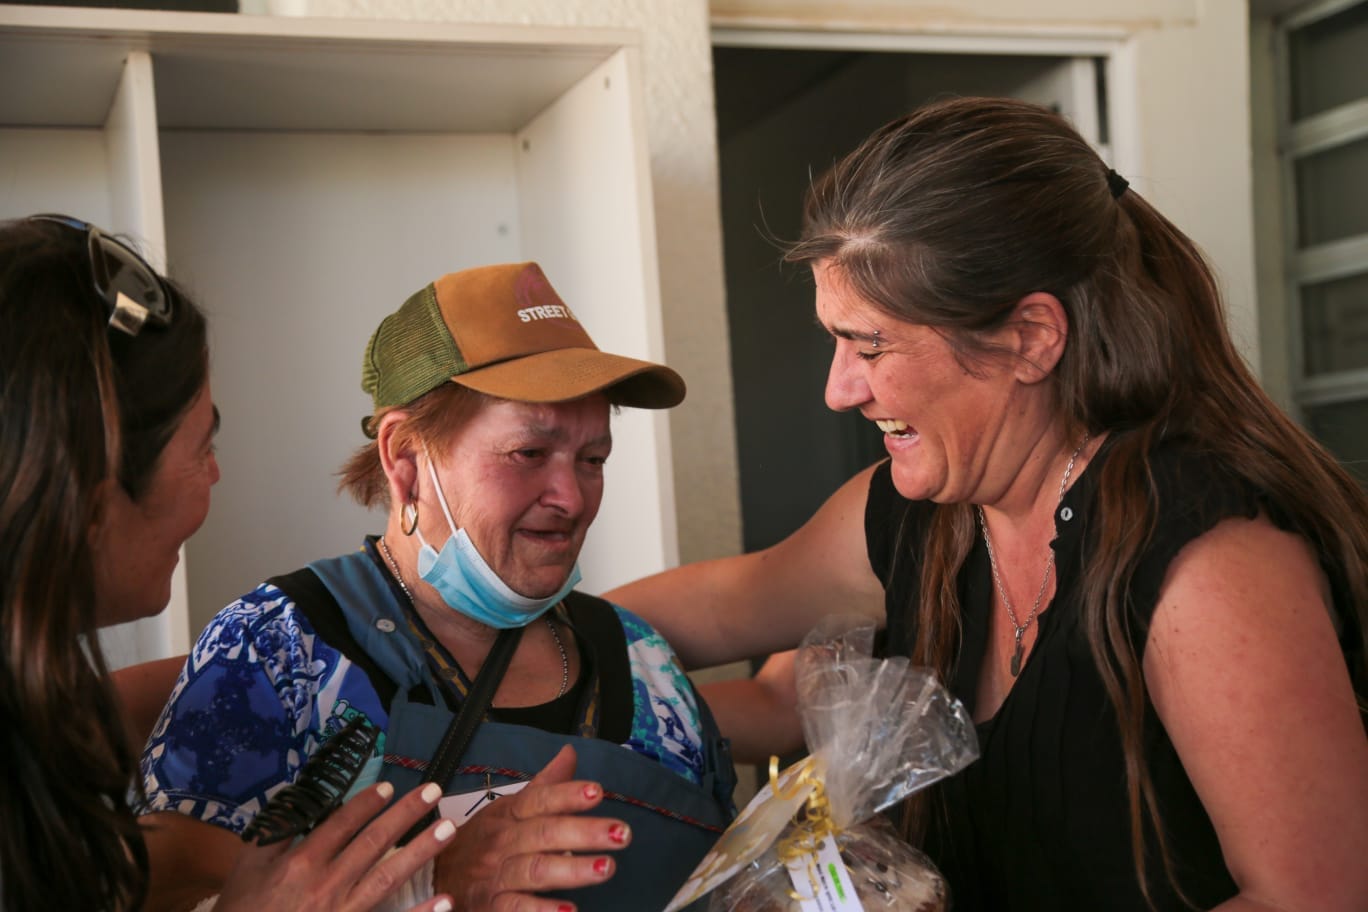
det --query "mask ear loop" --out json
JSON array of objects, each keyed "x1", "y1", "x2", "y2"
[{"x1": 425, "y1": 456, "x2": 462, "y2": 538}]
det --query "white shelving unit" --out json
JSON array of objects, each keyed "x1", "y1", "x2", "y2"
[{"x1": 0, "y1": 5, "x2": 677, "y2": 666}]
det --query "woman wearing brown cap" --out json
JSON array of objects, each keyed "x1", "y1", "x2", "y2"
[{"x1": 139, "y1": 263, "x2": 735, "y2": 912}]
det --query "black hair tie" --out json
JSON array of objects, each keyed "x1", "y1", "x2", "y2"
[
  {"x1": 1105, "y1": 168, "x2": 1129, "y2": 199},
  {"x1": 241, "y1": 716, "x2": 381, "y2": 846}
]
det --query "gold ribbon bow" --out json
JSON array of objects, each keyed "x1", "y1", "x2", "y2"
[{"x1": 769, "y1": 755, "x2": 841, "y2": 902}]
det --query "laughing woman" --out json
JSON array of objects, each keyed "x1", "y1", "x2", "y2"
[{"x1": 609, "y1": 98, "x2": 1368, "y2": 911}]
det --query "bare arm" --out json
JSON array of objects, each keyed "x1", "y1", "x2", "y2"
[
  {"x1": 142, "y1": 812, "x2": 239, "y2": 912},
  {"x1": 607, "y1": 465, "x2": 885, "y2": 669},
  {"x1": 1145, "y1": 515, "x2": 1368, "y2": 912},
  {"x1": 698, "y1": 651, "x2": 803, "y2": 764},
  {"x1": 111, "y1": 654, "x2": 186, "y2": 748}
]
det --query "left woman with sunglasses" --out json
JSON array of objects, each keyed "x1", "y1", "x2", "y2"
[{"x1": 0, "y1": 215, "x2": 458, "y2": 912}]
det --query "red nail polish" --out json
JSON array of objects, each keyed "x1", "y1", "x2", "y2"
[
  {"x1": 558, "y1": 905, "x2": 574, "y2": 912},
  {"x1": 609, "y1": 824, "x2": 629, "y2": 844},
  {"x1": 582, "y1": 784, "x2": 600, "y2": 800},
  {"x1": 593, "y1": 857, "x2": 610, "y2": 876}
]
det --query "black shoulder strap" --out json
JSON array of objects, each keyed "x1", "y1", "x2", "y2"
[
  {"x1": 565, "y1": 592, "x2": 737, "y2": 810},
  {"x1": 400, "y1": 624, "x2": 523, "y2": 844},
  {"x1": 564, "y1": 591, "x2": 633, "y2": 744},
  {"x1": 268, "y1": 567, "x2": 401, "y2": 710},
  {"x1": 268, "y1": 570, "x2": 635, "y2": 742},
  {"x1": 423, "y1": 625, "x2": 522, "y2": 787},
  {"x1": 685, "y1": 674, "x2": 738, "y2": 813}
]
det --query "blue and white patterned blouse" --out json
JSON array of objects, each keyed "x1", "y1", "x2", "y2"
[{"x1": 141, "y1": 582, "x2": 707, "y2": 834}]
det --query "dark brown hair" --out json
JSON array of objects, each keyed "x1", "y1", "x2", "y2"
[
  {"x1": 787, "y1": 96, "x2": 1368, "y2": 906},
  {"x1": 0, "y1": 216, "x2": 208, "y2": 911}
]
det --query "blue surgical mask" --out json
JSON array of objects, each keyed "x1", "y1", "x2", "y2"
[{"x1": 413, "y1": 457, "x2": 580, "y2": 629}]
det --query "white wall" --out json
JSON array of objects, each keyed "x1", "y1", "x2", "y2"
[
  {"x1": 279, "y1": 0, "x2": 744, "y2": 571},
  {"x1": 1124, "y1": 2, "x2": 1260, "y2": 371}
]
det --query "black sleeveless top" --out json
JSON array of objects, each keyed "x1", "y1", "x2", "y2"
[{"x1": 866, "y1": 438, "x2": 1329, "y2": 910}]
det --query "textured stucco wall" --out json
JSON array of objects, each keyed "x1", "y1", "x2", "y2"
[{"x1": 285, "y1": 0, "x2": 743, "y2": 569}]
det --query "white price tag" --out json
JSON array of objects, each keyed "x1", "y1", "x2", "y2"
[
  {"x1": 663, "y1": 755, "x2": 821, "y2": 912},
  {"x1": 784, "y1": 837, "x2": 865, "y2": 912},
  {"x1": 437, "y1": 780, "x2": 528, "y2": 827}
]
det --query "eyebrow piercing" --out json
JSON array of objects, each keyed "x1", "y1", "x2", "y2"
[{"x1": 870, "y1": 330, "x2": 881, "y2": 349}]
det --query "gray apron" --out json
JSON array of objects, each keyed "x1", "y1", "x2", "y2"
[{"x1": 304, "y1": 549, "x2": 735, "y2": 911}]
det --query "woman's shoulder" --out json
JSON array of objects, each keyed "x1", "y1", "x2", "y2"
[
  {"x1": 611, "y1": 603, "x2": 692, "y2": 683},
  {"x1": 192, "y1": 582, "x2": 290, "y2": 646},
  {"x1": 188, "y1": 581, "x2": 337, "y2": 673},
  {"x1": 566, "y1": 595, "x2": 695, "y2": 705},
  {"x1": 612, "y1": 602, "x2": 667, "y2": 643},
  {"x1": 607, "y1": 603, "x2": 713, "y2": 785},
  {"x1": 1089, "y1": 437, "x2": 1272, "y2": 628},
  {"x1": 1134, "y1": 438, "x2": 1267, "y2": 545},
  {"x1": 602, "y1": 604, "x2": 695, "y2": 702},
  {"x1": 1147, "y1": 438, "x2": 1261, "y2": 501}
]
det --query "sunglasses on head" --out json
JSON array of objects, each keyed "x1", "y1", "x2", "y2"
[{"x1": 28, "y1": 213, "x2": 172, "y2": 336}]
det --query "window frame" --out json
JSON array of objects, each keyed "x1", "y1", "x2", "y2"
[{"x1": 1275, "y1": 0, "x2": 1368, "y2": 414}]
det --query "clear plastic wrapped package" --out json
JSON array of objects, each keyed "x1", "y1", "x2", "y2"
[
  {"x1": 714, "y1": 817, "x2": 947, "y2": 912},
  {"x1": 665, "y1": 618, "x2": 978, "y2": 912}
]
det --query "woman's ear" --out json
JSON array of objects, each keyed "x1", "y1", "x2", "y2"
[
  {"x1": 1007, "y1": 292, "x2": 1069, "y2": 384},
  {"x1": 376, "y1": 411, "x2": 418, "y2": 507}
]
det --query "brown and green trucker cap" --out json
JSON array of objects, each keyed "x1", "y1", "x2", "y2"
[{"x1": 361, "y1": 262, "x2": 684, "y2": 434}]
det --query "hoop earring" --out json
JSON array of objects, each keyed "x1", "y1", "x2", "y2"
[{"x1": 401, "y1": 502, "x2": 419, "y2": 536}]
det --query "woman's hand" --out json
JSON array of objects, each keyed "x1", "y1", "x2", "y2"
[
  {"x1": 215, "y1": 780, "x2": 457, "y2": 912},
  {"x1": 433, "y1": 744, "x2": 630, "y2": 911}
]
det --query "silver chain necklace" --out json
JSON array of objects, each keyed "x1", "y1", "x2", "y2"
[
  {"x1": 976, "y1": 435, "x2": 1089, "y2": 678},
  {"x1": 544, "y1": 616, "x2": 570, "y2": 699},
  {"x1": 377, "y1": 535, "x2": 569, "y2": 698}
]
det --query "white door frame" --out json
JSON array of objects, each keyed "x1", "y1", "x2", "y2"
[{"x1": 711, "y1": 24, "x2": 1140, "y2": 181}]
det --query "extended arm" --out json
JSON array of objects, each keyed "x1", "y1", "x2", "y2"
[
  {"x1": 697, "y1": 650, "x2": 803, "y2": 764},
  {"x1": 111, "y1": 654, "x2": 186, "y2": 748},
  {"x1": 607, "y1": 464, "x2": 885, "y2": 670},
  {"x1": 1145, "y1": 515, "x2": 1368, "y2": 911},
  {"x1": 142, "y1": 811, "x2": 239, "y2": 912}
]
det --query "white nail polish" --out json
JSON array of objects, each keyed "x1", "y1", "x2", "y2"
[
  {"x1": 433, "y1": 900, "x2": 453, "y2": 912},
  {"x1": 421, "y1": 783, "x2": 442, "y2": 804},
  {"x1": 375, "y1": 782, "x2": 394, "y2": 800},
  {"x1": 434, "y1": 820, "x2": 456, "y2": 842}
]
